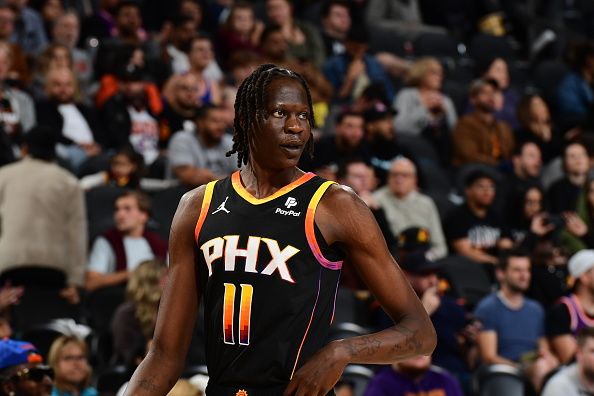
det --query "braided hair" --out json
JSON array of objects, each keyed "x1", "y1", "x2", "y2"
[{"x1": 226, "y1": 64, "x2": 315, "y2": 167}]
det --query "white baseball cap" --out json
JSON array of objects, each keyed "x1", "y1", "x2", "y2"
[{"x1": 569, "y1": 250, "x2": 594, "y2": 278}]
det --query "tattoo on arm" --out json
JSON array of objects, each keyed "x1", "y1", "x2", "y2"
[
  {"x1": 390, "y1": 324, "x2": 423, "y2": 356},
  {"x1": 138, "y1": 378, "x2": 158, "y2": 392},
  {"x1": 344, "y1": 336, "x2": 382, "y2": 358},
  {"x1": 339, "y1": 323, "x2": 425, "y2": 362}
]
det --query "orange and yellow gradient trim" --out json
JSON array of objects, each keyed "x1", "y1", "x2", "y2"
[
  {"x1": 239, "y1": 284, "x2": 253, "y2": 345},
  {"x1": 231, "y1": 171, "x2": 315, "y2": 205},
  {"x1": 194, "y1": 180, "x2": 217, "y2": 241},
  {"x1": 305, "y1": 181, "x2": 343, "y2": 270},
  {"x1": 223, "y1": 283, "x2": 236, "y2": 344},
  {"x1": 291, "y1": 271, "x2": 322, "y2": 379},
  {"x1": 223, "y1": 283, "x2": 254, "y2": 345}
]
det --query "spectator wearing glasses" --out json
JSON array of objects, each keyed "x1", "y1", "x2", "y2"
[
  {"x1": 47, "y1": 336, "x2": 96, "y2": 396},
  {"x1": 0, "y1": 339, "x2": 52, "y2": 396},
  {"x1": 374, "y1": 156, "x2": 447, "y2": 259},
  {"x1": 160, "y1": 73, "x2": 202, "y2": 146}
]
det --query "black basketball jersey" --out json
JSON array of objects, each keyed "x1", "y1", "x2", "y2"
[{"x1": 195, "y1": 171, "x2": 343, "y2": 395}]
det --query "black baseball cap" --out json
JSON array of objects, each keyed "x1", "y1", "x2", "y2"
[
  {"x1": 400, "y1": 250, "x2": 442, "y2": 274},
  {"x1": 397, "y1": 227, "x2": 431, "y2": 252},
  {"x1": 363, "y1": 102, "x2": 397, "y2": 123}
]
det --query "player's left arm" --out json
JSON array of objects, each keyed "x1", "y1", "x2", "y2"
[{"x1": 285, "y1": 185, "x2": 436, "y2": 395}]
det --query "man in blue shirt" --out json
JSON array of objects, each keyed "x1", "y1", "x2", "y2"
[
  {"x1": 6, "y1": 0, "x2": 47, "y2": 55},
  {"x1": 474, "y1": 248, "x2": 558, "y2": 392},
  {"x1": 557, "y1": 41, "x2": 594, "y2": 129},
  {"x1": 323, "y1": 25, "x2": 394, "y2": 105}
]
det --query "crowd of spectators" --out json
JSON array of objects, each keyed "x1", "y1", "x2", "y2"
[{"x1": 0, "y1": 0, "x2": 593, "y2": 395}]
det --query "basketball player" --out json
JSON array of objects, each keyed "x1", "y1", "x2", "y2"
[{"x1": 125, "y1": 65, "x2": 436, "y2": 396}]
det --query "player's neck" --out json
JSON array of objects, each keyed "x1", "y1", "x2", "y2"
[{"x1": 240, "y1": 164, "x2": 303, "y2": 199}]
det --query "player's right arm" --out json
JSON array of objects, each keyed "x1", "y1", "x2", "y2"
[{"x1": 124, "y1": 186, "x2": 205, "y2": 395}]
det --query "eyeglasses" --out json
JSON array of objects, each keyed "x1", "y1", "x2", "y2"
[
  {"x1": 389, "y1": 172, "x2": 415, "y2": 178},
  {"x1": 8, "y1": 367, "x2": 53, "y2": 382},
  {"x1": 60, "y1": 354, "x2": 86, "y2": 363}
]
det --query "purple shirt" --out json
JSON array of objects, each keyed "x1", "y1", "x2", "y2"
[{"x1": 363, "y1": 366, "x2": 464, "y2": 396}]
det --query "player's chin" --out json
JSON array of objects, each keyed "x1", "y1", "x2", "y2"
[
  {"x1": 278, "y1": 148, "x2": 304, "y2": 163},
  {"x1": 277, "y1": 158, "x2": 301, "y2": 169}
]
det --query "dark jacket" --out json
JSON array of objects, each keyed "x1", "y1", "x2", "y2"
[
  {"x1": 35, "y1": 99, "x2": 105, "y2": 147},
  {"x1": 101, "y1": 93, "x2": 162, "y2": 150}
]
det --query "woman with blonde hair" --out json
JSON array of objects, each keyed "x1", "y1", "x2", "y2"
[
  {"x1": 394, "y1": 57, "x2": 457, "y2": 135},
  {"x1": 393, "y1": 57, "x2": 457, "y2": 164},
  {"x1": 48, "y1": 336, "x2": 96, "y2": 396},
  {"x1": 110, "y1": 260, "x2": 167, "y2": 365}
]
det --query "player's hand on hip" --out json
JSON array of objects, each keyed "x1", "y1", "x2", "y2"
[{"x1": 283, "y1": 341, "x2": 349, "y2": 396}]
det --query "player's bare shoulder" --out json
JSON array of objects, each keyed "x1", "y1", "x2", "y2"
[
  {"x1": 315, "y1": 182, "x2": 375, "y2": 245},
  {"x1": 181, "y1": 184, "x2": 208, "y2": 209},
  {"x1": 171, "y1": 184, "x2": 210, "y2": 229},
  {"x1": 318, "y1": 182, "x2": 369, "y2": 213}
]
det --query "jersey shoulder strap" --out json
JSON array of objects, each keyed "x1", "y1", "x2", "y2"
[
  {"x1": 194, "y1": 180, "x2": 218, "y2": 241},
  {"x1": 305, "y1": 180, "x2": 343, "y2": 270}
]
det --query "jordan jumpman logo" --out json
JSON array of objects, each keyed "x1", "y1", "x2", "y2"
[{"x1": 212, "y1": 196, "x2": 230, "y2": 214}]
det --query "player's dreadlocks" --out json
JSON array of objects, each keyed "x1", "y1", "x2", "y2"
[{"x1": 226, "y1": 64, "x2": 315, "y2": 167}]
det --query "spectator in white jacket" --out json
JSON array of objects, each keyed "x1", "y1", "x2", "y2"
[{"x1": 393, "y1": 57, "x2": 457, "y2": 136}]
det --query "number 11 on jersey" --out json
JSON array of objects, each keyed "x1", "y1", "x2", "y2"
[{"x1": 223, "y1": 283, "x2": 253, "y2": 345}]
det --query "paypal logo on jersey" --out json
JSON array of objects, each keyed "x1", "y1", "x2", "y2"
[
  {"x1": 277, "y1": 197, "x2": 300, "y2": 216},
  {"x1": 275, "y1": 208, "x2": 300, "y2": 216},
  {"x1": 285, "y1": 197, "x2": 297, "y2": 208}
]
